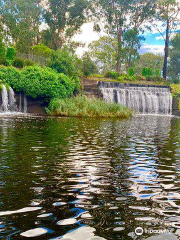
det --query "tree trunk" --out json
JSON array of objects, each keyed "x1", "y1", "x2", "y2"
[
  {"x1": 116, "y1": 29, "x2": 123, "y2": 73},
  {"x1": 163, "y1": 18, "x2": 170, "y2": 80}
]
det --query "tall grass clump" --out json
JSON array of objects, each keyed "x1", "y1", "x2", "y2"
[{"x1": 47, "y1": 95, "x2": 132, "y2": 118}]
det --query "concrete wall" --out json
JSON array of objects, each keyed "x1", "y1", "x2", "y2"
[{"x1": 15, "y1": 92, "x2": 47, "y2": 115}]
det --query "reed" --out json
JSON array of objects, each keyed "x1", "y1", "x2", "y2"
[{"x1": 47, "y1": 95, "x2": 132, "y2": 118}]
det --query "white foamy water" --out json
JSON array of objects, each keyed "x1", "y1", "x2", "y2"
[{"x1": 99, "y1": 82, "x2": 173, "y2": 115}]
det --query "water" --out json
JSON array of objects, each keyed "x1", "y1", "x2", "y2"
[
  {"x1": 99, "y1": 82, "x2": 173, "y2": 115},
  {"x1": 0, "y1": 85, "x2": 17, "y2": 113},
  {"x1": 0, "y1": 85, "x2": 28, "y2": 114},
  {"x1": 1, "y1": 115, "x2": 180, "y2": 239}
]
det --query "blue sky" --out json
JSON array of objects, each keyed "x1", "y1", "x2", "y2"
[
  {"x1": 74, "y1": 23, "x2": 166, "y2": 56},
  {"x1": 74, "y1": 23, "x2": 180, "y2": 56}
]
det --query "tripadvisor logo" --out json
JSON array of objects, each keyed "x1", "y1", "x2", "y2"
[
  {"x1": 135, "y1": 227, "x2": 144, "y2": 236},
  {"x1": 135, "y1": 227, "x2": 173, "y2": 236}
]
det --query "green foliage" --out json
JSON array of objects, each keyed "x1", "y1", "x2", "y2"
[
  {"x1": 105, "y1": 71, "x2": 121, "y2": 79},
  {"x1": 82, "y1": 53, "x2": 98, "y2": 76},
  {"x1": 128, "y1": 68, "x2": 135, "y2": 76},
  {"x1": 42, "y1": 0, "x2": 89, "y2": 50},
  {"x1": 142, "y1": 67, "x2": 154, "y2": 77},
  {"x1": 0, "y1": 36, "x2": 5, "y2": 63},
  {"x1": 47, "y1": 95, "x2": 132, "y2": 118},
  {"x1": 48, "y1": 49, "x2": 76, "y2": 77},
  {"x1": 155, "y1": 69, "x2": 161, "y2": 77},
  {"x1": 31, "y1": 44, "x2": 53, "y2": 58},
  {"x1": 6, "y1": 47, "x2": 17, "y2": 66},
  {"x1": 134, "y1": 53, "x2": 164, "y2": 75},
  {"x1": 146, "y1": 76, "x2": 164, "y2": 82},
  {"x1": 89, "y1": 36, "x2": 117, "y2": 73},
  {"x1": 168, "y1": 33, "x2": 180, "y2": 79},
  {"x1": 0, "y1": 0, "x2": 42, "y2": 53},
  {"x1": 13, "y1": 58, "x2": 24, "y2": 68},
  {"x1": 0, "y1": 66, "x2": 80, "y2": 99}
]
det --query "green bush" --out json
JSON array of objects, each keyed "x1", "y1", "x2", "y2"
[
  {"x1": 82, "y1": 53, "x2": 98, "y2": 76},
  {"x1": 48, "y1": 49, "x2": 76, "y2": 77},
  {"x1": 47, "y1": 95, "x2": 132, "y2": 118},
  {"x1": 31, "y1": 44, "x2": 53, "y2": 58},
  {"x1": 13, "y1": 58, "x2": 24, "y2": 68},
  {"x1": 0, "y1": 66, "x2": 80, "y2": 99},
  {"x1": 105, "y1": 71, "x2": 121, "y2": 79},
  {"x1": 172, "y1": 79, "x2": 180, "y2": 84},
  {"x1": 6, "y1": 47, "x2": 17, "y2": 66},
  {"x1": 0, "y1": 65, "x2": 20, "y2": 87},
  {"x1": 128, "y1": 68, "x2": 135, "y2": 76},
  {"x1": 146, "y1": 76, "x2": 164, "y2": 82},
  {"x1": 142, "y1": 67, "x2": 154, "y2": 77}
]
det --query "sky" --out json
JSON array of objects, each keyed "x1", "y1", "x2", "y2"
[{"x1": 74, "y1": 21, "x2": 180, "y2": 56}]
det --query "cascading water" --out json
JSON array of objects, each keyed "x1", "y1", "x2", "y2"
[
  {"x1": 99, "y1": 82, "x2": 173, "y2": 115},
  {"x1": 1, "y1": 85, "x2": 9, "y2": 112},
  {"x1": 0, "y1": 84, "x2": 23, "y2": 113}
]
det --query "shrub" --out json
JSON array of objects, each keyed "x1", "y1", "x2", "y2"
[
  {"x1": 105, "y1": 71, "x2": 120, "y2": 79},
  {"x1": 24, "y1": 59, "x2": 35, "y2": 67},
  {"x1": 13, "y1": 58, "x2": 24, "y2": 68},
  {"x1": 128, "y1": 68, "x2": 135, "y2": 76},
  {"x1": 31, "y1": 44, "x2": 53, "y2": 58},
  {"x1": 155, "y1": 69, "x2": 161, "y2": 77},
  {"x1": 0, "y1": 66, "x2": 80, "y2": 99},
  {"x1": 136, "y1": 75, "x2": 146, "y2": 81},
  {"x1": 6, "y1": 47, "x2": 17, "y2": 66},
  {"x1": 146, "y1": 76, "x2": 164, "y2": 82},
  {"x1": 142, "y1": 67, "x2": 153, "y2": 77},
  {"x1": 172, "y1": 79, "x2": 180, "y2": 84},
  {"x1": 0, "y1": 66, "x2": 20, "y2": 88},
  {"x1": 48, "y1": 49, "x2": 76, "y2": 77},
  {"x1": 82, "y1": 53, "x2": 98, "y2": 76},
  {"x1": 47, "y1": 95, "x2": 132, "y2": 118}
]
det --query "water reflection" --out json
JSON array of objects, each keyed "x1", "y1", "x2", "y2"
[{"x1": 0, "y1": 116, "x2": 180, "y2": 239}]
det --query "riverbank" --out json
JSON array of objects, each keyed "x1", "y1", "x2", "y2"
[{"x1": 47, "y1": 95, "x2": 132, "y2": 118}]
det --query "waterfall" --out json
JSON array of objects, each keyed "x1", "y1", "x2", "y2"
[
  {"x1": 1, "y1": 85, "x2": 9, "y2": 112},
  {"x1": 24, "y1": 95, "x2": 27, "y2": 113},
  {"x1": 99, "y1": 82, "x2": 173, "y2": 115},
  {"x1": 9, "y1": 87, "x2": 16, "y2": 111}
]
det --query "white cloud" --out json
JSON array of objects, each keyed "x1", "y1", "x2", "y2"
[{"x1": 139, "y1": 44, "x2": 164, "y2": 55}]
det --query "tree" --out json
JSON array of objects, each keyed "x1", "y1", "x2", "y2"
[
  {"x1": 168, "y1": 33, "x2": 180, "y2": 79},
  {"x1": 43, "y1": 0, "x2": 89, "y2": 50},
  {"x1": 89, "y1": 36, "x2": 117, "y2": 73},
  {"x1": 94, "y1": 0, "x2": 156, "y2": 72},
  {"x1": 6, "y1": 47, "x2": 17, "y2": 66},
  {"x1": 48, "y1": 48, "x2": 76, "y2": 77},
  {"x1": 134, "y1": 53, "x2": 164, "y2": 75},
  {"x1": 0, "y1": 0, "x2": 42, "y2": 53},
  {"x1": 123, "y1": 29, "x2": 144, "y2": 70},
  {"x1": 82, "y1": 53, "x2": 98, "y2": 76},
  {"x1": 154, "y1": 0, "x2": 180, "y2": 79}
]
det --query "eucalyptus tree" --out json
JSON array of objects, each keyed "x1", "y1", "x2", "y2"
[
  {"x1": 89, "y1": 36, "x2": 117, "y2": 73},
  {"x1": 42, "y1": 0, "x2": 90, "y2": 50},
  {"x1": 154, "y1": 0, "x2": 180, "y2": 79},
  {"x1": 0, "y1": 0, "x2": 42, "y2": 53},
  {"x1": 168, "y1": 33, "x2": 180, "y2": 79},
  {"x1": 93, "y1": 0, "x2": 157, "y2": 72}
]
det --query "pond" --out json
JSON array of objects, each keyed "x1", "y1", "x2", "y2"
[{"x1": 0, "y1": 115, "x2": 180, "y2": 240}]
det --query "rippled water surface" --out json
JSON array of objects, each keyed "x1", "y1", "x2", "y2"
[{"x1": 1, "y1": 115, "x2": 180, "y2": 239}]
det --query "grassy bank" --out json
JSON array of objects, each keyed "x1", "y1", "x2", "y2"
[{"x1": 47, "y1": 95, "x2": 132, "y2": 118}]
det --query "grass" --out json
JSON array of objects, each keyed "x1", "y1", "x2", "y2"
[
  {"x1": 47, "y1": 95, "x2": 132, "y2": 118},
  {"x1": 85, "y1": 75, "x2": 166, "y2": 86},
  {"x1": 170, "y1": 84, "x2": 180, "y2": 96}
]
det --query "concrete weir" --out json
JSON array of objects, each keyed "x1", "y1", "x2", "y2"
[{"x1": 98, "y1": 81, "x2": 175, "y2": 115}]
